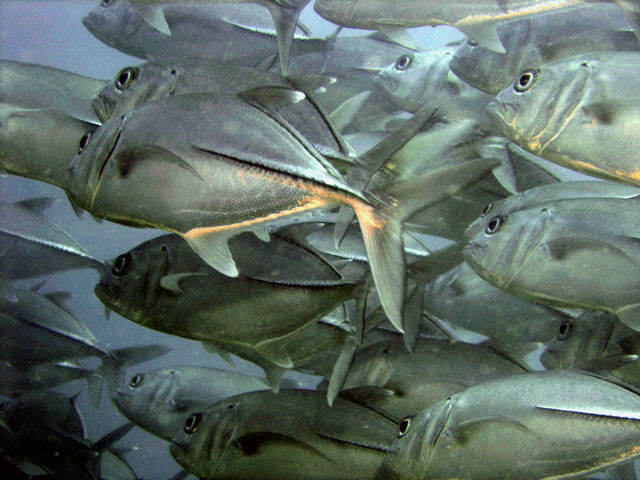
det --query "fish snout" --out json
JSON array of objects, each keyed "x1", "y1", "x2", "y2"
[
  {"x1": 91, "y1": 94, "x2": 109, "y2": 124},
  {"x1": 462, "y1": 241, "x2": 485, "y2": 265},
  {"x1": 82, "y1": 12, "x2": 103, "y2": 32},
  {"x1": 487, "y1": 100, "x2": 518, "y2": 125}
]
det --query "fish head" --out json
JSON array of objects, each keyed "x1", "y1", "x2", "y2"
[
  {"x1": 94, "y1": 234, "x2": 173, "y2": 324},
  {"x1": 82, "y1": 0, "x2": 143, "y2": 48},
  {"x1": 373, "y1": 49, "x2": 453, "y2": 113},
  {"x1": 170, "y1": 401, "x2": 240, "y2": 479},
  {"x1": 487, "y1": 60, "x2": 591, "y2": 153},
  {"x1": 92, "y1": 62, "x2": 179, "y2": 123},
  {"x1": 380, "y1": 396, "x2": 455, "y2": 479},
  {"x1": 463, "y1": 206, "x2": 551, "y2": 291},
  {"x1": 114, "y1": 367, "x2": 190, "y2": 440},
  {"x1": 449, "y1": 39, "x2": 509, "y2": 96},
  {"x1": 67, "y1": 111, "x2": 125, "y2": 211}
]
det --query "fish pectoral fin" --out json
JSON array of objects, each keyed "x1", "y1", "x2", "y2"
[
  {"x1": 616, "y1": 304, "x2": 640, "y2": 332},
  {"x1": 182, "y1": 231, "x2": 239, "y2": 278},
  {"x1": 256, "y1": 340, "x2": 294, "y2": 369},
  {"x1": 327, "y1": 336, "x2": 359, "y2": 406},
  {"x1": 124, "y1": 145, "x2": 203, "y2": 181},
  {"x1": 578, "y1": 354, "x2": 639, "y2": 374},
  {"x1": 582, "y1": 100, "x2": 640, "y2": 126},
  {"x1": 160, "y1": 273, "x2": 207, "y2": 294},
  {"x1": 133, "y1": 4, "x2": 171, "y2": 35},
  {"x1": 612, "y1": 0, "x2": 640, "y2": 46},
  {"x1": 239, "y1": 86, "x2": 306, "y2": 111},
  {"x1": 376, "y1": 27, "x2": 418, "y2": 51},
  {"x1": 14, "y1": 197, "x2": 55, "y2": 213},
  {"x1": 263, "y1": 364, "x2": 287, "y2": 393},
  {"x1": 233, "y1": 432, "x2": 336, "y2": 463},
  {"x1": 288, "y1": 74, "x2": 337, "y2": 94},
  {"x1": 340, "y1": 386, "x2": 397, "y2": 413},
  {"x1": 402, "y1": 280, "x2": 425, "y2": 353},
  {"x1": 455, "y1": 22, "x2": 506, "y2": 54},
  {"x1": 445, "y1": 416, "x2": 543, "y2": 447},
  {"x1": 329, "y1": 91, "x2": 372, "y2": 132}
]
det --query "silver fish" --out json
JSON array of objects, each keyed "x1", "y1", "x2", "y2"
[
  {"x1": 170, "y1": 389, "x2": 397, "y2": 480},
  {"x1": 487, "y1": 52, "x2": 640, "y2": 186},
  {"x1": 378, "y1": 370, "x2": 640, "y2": 479},
  {"x1": 450, "y1": 4, "x2": 640, "y2": 95},
  {"x1": 463, "y1": 184, "x2": 640, "y2": 331},
  {"x1": 340, "y1": 337, "x2": 526, "y2": 421}
]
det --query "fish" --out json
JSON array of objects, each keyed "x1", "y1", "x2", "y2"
[
  {"x1": 487, "y1": 51, "x2": 640, "y2": 187},
  {"x1": 0, "y1": 198, "x2": 103, "y2": 280},
  {"x1": 170, "y1": 389, "x2": 397, "y2": 480},
  {"x1": 463, "y1": 184, "x2": 640, "y2": 331},
  {"x1": 0, "y1": 60, "x2": 105, "y2": 124},
  {"x1": 92, "y1": 58, "x2": 349, "y2": 158},
  {"x1": 82, "y1": 1, "x2": 324, "y2": 68},
  {"x1": 126, "y1": 0, "x2": 311, "y2": 75},
  {"x1": 339, "y1": 337, "x2": 526, "y2": 421},
  {"x1": 111, "y1": 365, "x2": 296, "y2": 440},
  {"x1": 0, "y1": 104, "x2": 96, "y2": 191},
  {"x1": 314, "y1": 0, "x2": 640, "y2": 54},
  {"x1": 450, "y1": 4, "x2": 640, "y2": 95},
  {"x1": 423, "y1": 261, "x2": 568, "y2": 347},
  {"x1": 94, "y1": 233, "x2": 359, "y2": 378},
  {"x1": 372, "y1": 47, "x2": 494, "y2": 127},
  {"x1": 68, "y1": 89, "x2": 497, "y2": 333},
  {"x1": 377, "y1": 370, "x2": 640, "y2": 480}
]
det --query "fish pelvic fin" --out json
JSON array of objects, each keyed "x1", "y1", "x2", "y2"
[
  {"x1": 134, "y1": 4, "x2": 171, "y2": 35},
  {"x1": 182, "y1": 231, "x2": 239, "y2": 277}
]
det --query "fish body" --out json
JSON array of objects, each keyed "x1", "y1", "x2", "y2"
[
  {"x1": 112, "y1": 366, "x2": 276, "y2": 440},
  {"x1": 82, "y1": 1, "x2": 323, "y2": 66},
  {"x1": 373, "y1": 47, "x2": 494, "y2": 126},
  {"x1": 378, "y1": 370, "x2": 640, "y2": 479},
  {"x1": 340, "y1": 337, "x2": 526, "y2": 421},
  {"x1": 463, "y1": 186, "x2": 640, "y2": 331},
  {"x1": 450, "y1": 4, "x2": 640, "y2": 95},
  {"x1": 95, "y1": 233, "x2": 356, "y2": 370},
  {"x1": 170, "y1": 389, "x2": 397, "y2": 480},
  {"x1": 487, "y1": 52, "x2": 640, "y2": 186}
]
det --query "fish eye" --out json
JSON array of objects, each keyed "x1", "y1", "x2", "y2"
[
  {"x1": 111, "y1": 253, "x2": 132, "y2": 277},
  {"x1": 514, "y1": 69, "x2": 537, "y2": 92},
  {"x1": 485, "y1": 215, "x2": 504, "y2": 235},
  {"x1": 394, "y1": 55, "x2": 412, "y2": 71},
  {"x1": 184, "y1": 413, "x2": 202, "y2": 434},
  {"x1": 114, "y1": 67, "x2": 137, "y2": 91},
  {"x1": 78, "y1": 131, "x2": 92, "y2": 154},
  {"x1": 128, "y1": 373, "x2": 144, "y2": 388},
  {"x1": 398, "y1": 417, "x2": 411, "y2": 438},
  {"x1": 467, "y1": 40, "x2": 479, "y2": 47},
  {"x1": 481, "y1": 203, "x2": 493, "y2": 217},
  {"x1": 557, "y1": 320, "x2": 573, "y2": 341},
  {"x1": 101, "y1": 0, "x2": 114, "y2": 6}
]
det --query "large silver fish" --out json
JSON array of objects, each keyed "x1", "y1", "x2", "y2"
[
  {"x1": 377, "y1": 370, "x2": 640, "y2": 479},
  {"x1": 463, "y1": 183, "x2": 640, "y2": 331},
  {"x1": 339, "y1": 337, "x2": 526, "y2": 421},
  {"x1": 170, "y1": 389, "x2": 397, "y2": 480},
  {"x1": 487, "y1": 52, "x2": 640, "y2": 186},
  {"x1": 112, "y1": 366, "x2": 288, "y2": 440},
  {"x1": 372, "y1": 47, "x2": 493, "y2": 126},
  {"x1": 69, "y1": 90, "x2": 496, "y2": 333},
  {"x1": 450, "y1": 4, "x2": 640, "y2": 95},
  {"x1": 82, "y1": 1, "x2": 323, "y2": 69},
  {"x1": 314, "y1": 0, "x2": 640, "y2": 54}
]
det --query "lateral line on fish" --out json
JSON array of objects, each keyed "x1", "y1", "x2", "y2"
[{"x1": 457, "y1": 0, "x2": 582, "y2": 25}]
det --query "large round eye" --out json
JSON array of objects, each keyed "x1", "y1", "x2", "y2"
[
  {"x1": 514, "y1": 69, "x2": 537, "y2": 92},
  {"x1": 481, "y1": 203, "x2": 494, "y2": 217},
  {"x1": 101, "y1": 0, "x2": 114, "y2": 6},
  {"x1": 485, "y1": 215, "x2": 504, "y2": 235},
  {"x1": 128, "y1": 373, "x2": 143, "y2": 389},
  {"x1": 111, "y1": 253, "x2": 131, "y2": 277},
  {"x1": 114, "y1": 67, "x2": 137, "y2": 91},
  {"x1": 557, "y1": 320, "x2": 572, "y2": 341},
  {"x1": 184, "y1": 413, "x2": 202, "y2": 434},
  {"x1": 394, "y1": 55, "x2": 412, "y2": 71},
  {"x1": 78, "y1": 131, "x2": 92, "y2": 154},
  {"x1": 398, "y1": 417, "x2": 411, "y2": 438}
]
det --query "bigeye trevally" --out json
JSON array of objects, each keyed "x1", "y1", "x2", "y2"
[
  {"x1": 313, "y1": 0, "x2": 640, "y2": 54},
  {"x1": 377, "y1": 370, "x2": 640, "y2": 479},
  {"x1": 487, "y1": 52, "x2": 640, "y2": 187}
]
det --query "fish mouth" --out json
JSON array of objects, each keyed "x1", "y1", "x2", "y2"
[
  {"x1": 81, "y1": 12, "x2": 103, "y2": 32},
  {"x1": 462, "y1": 241, "x2": 485, "y2": 266},
  {"x1": 91, "y1": 93, "x2": 113, "y2": 123},
  {"x1": 372, "y1": 72, "x2": 396, "y2": 94},
  {"x1": 486, "y1": 100, "x2": 518, "y2": 125},
  {"x1": 94, "y1": 282, "x2": 120, "y2": 312}
]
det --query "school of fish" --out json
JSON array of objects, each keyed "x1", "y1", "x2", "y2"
[{"x1": 3, "y1": 0, "x2": 640, "y2": 478}]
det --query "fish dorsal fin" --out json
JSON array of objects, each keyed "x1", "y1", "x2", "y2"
[
  {"x1": 455, "y1": 22, "x2": 506, "y2": 54},
  {"x1": 134, "y1": 4, "x2": 172, "y2": 35}
]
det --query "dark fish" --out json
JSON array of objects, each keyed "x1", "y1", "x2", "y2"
[
  {"x1": 487, "y1": 52, "x2": 640, "y2": 186},
  {"x1": 170, "y1": 389, "x2": 397, "y2": 480},
  {"x1": 463, "y1": 183, "x2": 640, "y2": 331},
  {"x1": 82, "y1": 1, "x2": 324, "y2": 66},
  {"x1": 450, "y1": 4, "x2": 640, "y2": 95},
  {"x1": 378, "y1": 370, "x2": 640, "y2": 479},
  {"x1": 340, "y1": 337, "x2": 526, "y2": 421}
]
